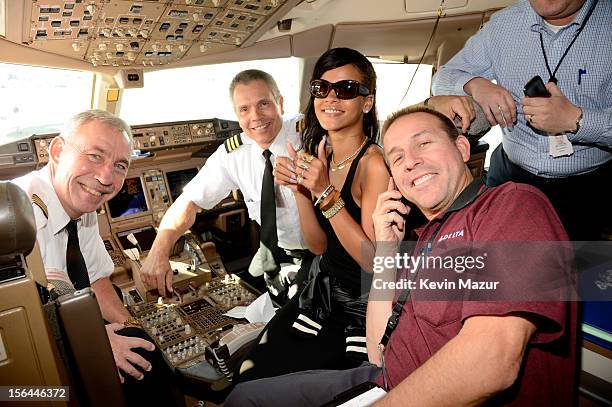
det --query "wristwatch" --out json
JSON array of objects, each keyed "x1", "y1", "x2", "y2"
[
  {"x1": 569, "y1": 109, "x2": 583, "y2": 134},
  {"x1": 123, "y1": 316, "x2": 142, "y2": 328}
]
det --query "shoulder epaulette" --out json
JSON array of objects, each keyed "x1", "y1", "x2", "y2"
[
  {"x1": 224, "y1": 134, "x2": 243, "y2": 153},
  {"x1": 31, "y1": 193, "x2": 48, "y2": 219},
  {"x1": 295, "y1": 119, "x2": 305, "y2": 133}
]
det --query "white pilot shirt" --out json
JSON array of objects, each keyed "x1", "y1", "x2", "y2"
[
  {"x1": 11, "y1": 167, "x2": 114, "y2": 286},
  {"x1": 182, "y1": 114, "x2": 306, "y2": 251}
]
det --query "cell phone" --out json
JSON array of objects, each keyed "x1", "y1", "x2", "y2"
[{"x1": 524, "y1": 75, "x2": 551, "y2": 98}]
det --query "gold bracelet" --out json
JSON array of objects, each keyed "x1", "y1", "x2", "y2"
[
  {"x1": 323, "y1": 196, "x2": 345, "y2": 219},
  {"x1": 123, "y1": 316, "x2": 142, "y2": 328},
  {"x1": 319, "y1": 191, "x2": 340, "y2": 212}
]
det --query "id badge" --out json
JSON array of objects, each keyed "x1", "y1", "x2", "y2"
[{"x1": 548, "y1": 134, "x2": 574, "y2": 157}]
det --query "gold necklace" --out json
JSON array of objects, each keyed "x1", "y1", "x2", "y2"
[{"x1": 330, "y1": 138, "x2": 367, "y2": 172}]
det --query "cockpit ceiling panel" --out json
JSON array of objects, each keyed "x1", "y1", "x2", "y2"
[{"x1": 23, "y1": 0, "x2": 288, "y2": 68}]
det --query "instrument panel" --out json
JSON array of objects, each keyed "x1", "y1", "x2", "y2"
[
  {"x1": 29, "y1": 117, "x2": 241, "y2": 166},
  {"x1": 128, "y1": 269, "x2": 260, "y2": 372},
  {"x1": 21, "y1": 0, "x2": 292, "y2": 68}
]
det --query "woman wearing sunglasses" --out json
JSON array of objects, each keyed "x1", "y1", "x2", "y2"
[{"x1": 232, "y1": 47, "x2": 391, "y2": 385}]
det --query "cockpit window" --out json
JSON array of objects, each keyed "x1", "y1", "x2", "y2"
[
  {"x1": 0, "y1": 62, "x2": 93, "y2": 145},
  {"x1": 370, "y1": 59, "x2": 433, "y2": 119},
  {"x1": 119, "y1": 57, "x2": 303, "y2": 126}
]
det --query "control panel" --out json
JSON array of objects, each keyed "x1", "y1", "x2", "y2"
[
  {"x1": 0, "y1": 140, "x2": 38, "y2": 180},
  {"x1": 26, "y1": 117, "x2": 240, "y2": 167},
  {"x1": 20, "y1": 0, "x2": 292, "y2": 68},
  {"x1": 127, "y1": 272, "x2": 261, "y2": 371},
  {"x1": 142, "y1": 169, "x2": 170, "y2": 223}
]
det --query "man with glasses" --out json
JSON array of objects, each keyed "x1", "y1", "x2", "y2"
[
  {"x1": 11, "y1": 110, "x2": 175, "y2": 404},
  {"x1": 141, "y1": 69, "x2": 311, "y2": 304}
]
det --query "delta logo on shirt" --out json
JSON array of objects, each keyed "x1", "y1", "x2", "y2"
[{"x1": 438, "y1": 229, "x2": 464, "y2": 242}]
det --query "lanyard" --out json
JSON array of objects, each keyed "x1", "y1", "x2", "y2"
[
  {"x1": 539, "y1": 0, "x2": 598, "y2": 84},
  {"x1": 377, "y1": 178, "x2": 487, "y2": 389}
]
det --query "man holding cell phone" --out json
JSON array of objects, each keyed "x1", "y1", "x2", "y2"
[
  {"x1": 432, "y1": 0, "x2": 612, "y2": 241},
  {"x1": 225, "y1": 107, "x2": 576, "y2": 407}
]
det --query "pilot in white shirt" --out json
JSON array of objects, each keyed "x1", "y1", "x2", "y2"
[
  {"x1": 141, "y1": 69, "x2": 311, "y2": 302},
  {"x1": 183, "y1": 114, "x2": 306, "y2": 251},
  {"x1": 11, "y1": 111, "x2": 176, "y2": 403}
]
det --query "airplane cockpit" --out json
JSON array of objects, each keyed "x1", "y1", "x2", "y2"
[{"x1": 0, "y1": 0, "x2": 610, "y2": 405}]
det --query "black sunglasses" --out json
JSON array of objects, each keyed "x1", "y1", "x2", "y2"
[{"x1": 309, "y1": 79, "x2": 371, "y2": 100}]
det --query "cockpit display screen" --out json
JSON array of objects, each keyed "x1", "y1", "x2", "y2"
[
  {"x1": 166, "y1": 168, "x2": 199, "y2": 202},
  {"x1": 107, "y1": 177, "x2": 148, "y2": 219},
  {"x1": 116, "y1": 226, "x2": 157, "y2": 252}
]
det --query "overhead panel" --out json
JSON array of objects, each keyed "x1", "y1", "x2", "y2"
[
  {"x1": 150, "y1": 5, "x2": 218, "y2": 40},
  {"x1": 22, "y1": 0, "x2": 290, "y2": 68}
]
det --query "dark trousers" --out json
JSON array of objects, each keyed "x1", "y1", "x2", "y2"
[
  {"x1": 226, "y1": 363, "x2": 381, "y2": 407},
  {"x1": 232, "y1": 294, "x2": 363, "y2": 385},
  {"x1": 487, "y1": 145, "x2": 612, "y2": 241},
  {"x1": 109, "y1": 285, "x2": 179, "y2": 405},
  {"x1": 117, "y1": 327, "x2": 179, "y2": 406}
]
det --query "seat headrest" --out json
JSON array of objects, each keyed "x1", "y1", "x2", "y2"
[{"x1": 0, "y1": 181, "x2": 37, "y2": 256}]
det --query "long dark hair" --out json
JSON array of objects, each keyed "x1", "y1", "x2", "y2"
[{"x1": 302, "y1": 48, "x2": 379, "y2": 155}]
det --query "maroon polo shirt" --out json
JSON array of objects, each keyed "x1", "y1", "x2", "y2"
[{"x1": 378, "y1": 181, "x2": 577, "y2": 406}]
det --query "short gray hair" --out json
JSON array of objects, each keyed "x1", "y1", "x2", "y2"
[
  {"x1": 229, "y1": 69, "x2": 281, "y2": 103},
  {"x1": 60, "y1": 109, "x2": 133, "y2": 152}
]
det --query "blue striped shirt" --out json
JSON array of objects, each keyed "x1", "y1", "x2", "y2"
[{"x1": 432, "y1": 0, "x2": 612, "y2": 177}]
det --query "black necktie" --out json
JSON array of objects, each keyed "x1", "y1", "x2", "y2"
[
  {"x1": 260, "y1": 149, "x2": 281, "y2": 275},
  {"x1": 65, "y1": 220, "x2": 91, "y2": 290}
]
